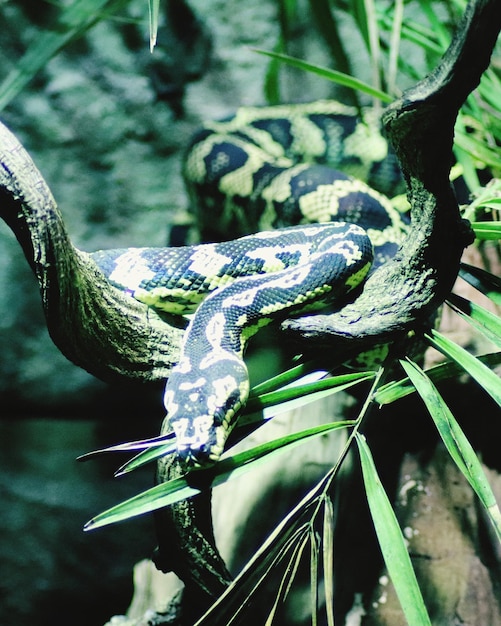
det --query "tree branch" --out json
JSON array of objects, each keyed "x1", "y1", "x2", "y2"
[
  {"x1": 282, "y1": 0, "x2": 500, "y2": 346},
  {"x1": 0, "y1": 123, "x2": 184, "y2": 383}
]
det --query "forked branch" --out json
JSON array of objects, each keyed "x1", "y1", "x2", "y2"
[{"x1": 282, "y1": 0, "x2": 500, "y2": 346}]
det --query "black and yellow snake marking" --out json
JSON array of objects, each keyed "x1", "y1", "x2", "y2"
[
  {"x1": 92, "y1": 100, "x2": 409, "y2": 466},
  {"x1": 183, "y1": 100, "x2": 406, "y2": 256},
  {"x1": 163, "y1": 223, "x2": 372, "y2": 464}
]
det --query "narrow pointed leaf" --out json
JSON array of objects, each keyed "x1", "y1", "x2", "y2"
[
  {"x1": 323, "y1": 495, "x2": 335, "y2": 626},
  {"x1": 460, "y1": 263, "x2": 501, "y2": 306},
  {"x1": 426, "y1": 330, "x2": 501, "y2": 407},
  {"x1": 250, "y1": 362, "x2": 328, "y2": 395},
  {"x1": 400, "y1": 359, "x2": 501, "y2": 543},
  {"x1": 77, "y1": 432, "x2": 174, "y2": 461},
  {"x1": 114, "y1": 442, "x2": 177, "y2": 476},
  {"x1": 84, "y1": 474, "x2": 199, "y2": 531},
  {"x1": 374, "y1": 352, "x2": 501, "y2": 404},
  {"x1": 84, "y1": 421, "x2": 353, "y2": 530},
  {"x1": 447, "y1": 294, "x2": 501, "y2": 349},
  {"x1": 148, "y1": 0, "x2": 160, "y2": 51},
  {"x1": 245, "y1": 371, "x2": 374, "y2": 416},
  {"x1": 356, "y1": 433, "x2": 431, "y2": 626},
  {"x1": 310, "y1": 530, "x2": 320, "y2": 626},
  {"x1": 252, "y1": 49, "x2": 392, "y2": 102},
  {"x1": 471, "y1": 222, "x2": 501, "y2": 240}
]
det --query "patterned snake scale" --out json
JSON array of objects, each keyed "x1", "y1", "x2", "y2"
[{"x1": 93, "y1": 100, "x2": 409, "y2": 465}]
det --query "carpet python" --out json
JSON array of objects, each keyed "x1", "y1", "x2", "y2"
[{"x1": 93, "y1": 100, "x2": 408, "y2": 466}]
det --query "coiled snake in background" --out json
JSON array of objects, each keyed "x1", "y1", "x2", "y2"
[{"x1": 93, "y1": 100, "x2": 408, "y2": 466}]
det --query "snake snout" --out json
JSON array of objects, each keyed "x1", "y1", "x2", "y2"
[{"x1": 172, "y1": 414, "x2": 219, "y2": 465}]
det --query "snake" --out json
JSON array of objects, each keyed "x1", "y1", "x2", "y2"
[
  {"x1": 0, "y1": 6, "x2": 490, "y2": 614},
  {"x1": 92, "y1": 100, "x2": 409, "y2": 466}
]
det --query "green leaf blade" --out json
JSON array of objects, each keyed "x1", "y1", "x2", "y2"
[
  {"x1": 148, "y1": 0, "x2": 160, "y2": 52},
  {"x1": 356, "y1": 433, "x2": 432, "y2": 626},
  {"x1": 322, "y1": 495, "x2": 335, "y2": 626},
  {"x1": 400, "y1": 359, "x2": 501, "y2": 543},
  {"x1": 471, "y1": 221, "x2": 501, "y2": 240},
  {"x1": 114, "y1": 443, "x2": 176, "y2": 476},
  {"x1": 459, "y1": 264, "x2": 501, "y2": 306},
  {"x1": 246, "y1": 371, "x2": 375, "y2": 416},
  {"x1": 85, "y1": 420, "x2": 354, "y2": 530},
  {"x1": 252, "y1": 49, "x2": 393, "y2": 102},
  {"x1": 426, "y1": 330, "x2": 501, "y2": 408},
  {"x1": 375, "y1": 352, "x2": 501, "y2": 405},
  {"x1": 447, "y1": 293, "x2": 501, "y2": 349},
  {"x1": 83, "y1": 476, "x2": 200, "y2": 531}
]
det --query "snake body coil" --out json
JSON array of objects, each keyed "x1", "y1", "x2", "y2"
[{"x1": 93, "y1": 100, "x2": 408, "y2": 465}]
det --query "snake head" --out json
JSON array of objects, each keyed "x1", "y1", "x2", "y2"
[{"x1": 165, "y1": 360, "x2": 249, "y2": 466}]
